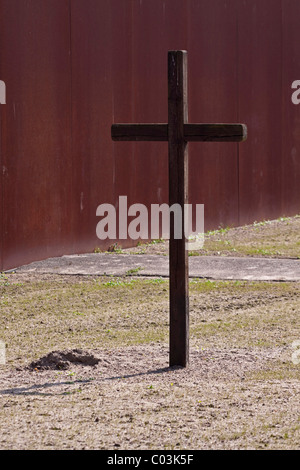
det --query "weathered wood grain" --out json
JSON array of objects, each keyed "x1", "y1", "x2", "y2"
[
  {"x1": 111, "y1": 50, "x2": 247, "y2": 368},
  {"x1": 168, "y1": 50, "x2": 189, "y2": 367}
]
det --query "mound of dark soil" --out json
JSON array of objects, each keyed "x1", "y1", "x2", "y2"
[{"x1": 28, "y1": 349, "x2": 100, "y2": 370}]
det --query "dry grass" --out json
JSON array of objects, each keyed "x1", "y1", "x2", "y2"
[
  {"x1": 121, "y1": 214, "x2": 300, "y2": 258},
  {"x1": 0, "y1": 215, "x2": 299, "y2": 450}
]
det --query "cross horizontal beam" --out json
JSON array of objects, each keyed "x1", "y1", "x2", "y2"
[{"x1": 111, "y1": 123, "x2": 247, "y2": 142}]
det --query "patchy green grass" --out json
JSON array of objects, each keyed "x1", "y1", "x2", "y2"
[
  {"x1": 0, "y1": 274, "x2": 299, "y2": 367},
  {"x1": 1, "y1": 217, "x2": 300, "y2": 451},
  {"x1": 0, "y1": 271, "x2": 299, "y2": 450},
  {"x1": 199, "y1": 215, "x2": 300, "y2": 258},
  {"x1": 122, "y1": 215, "x2": 300, "y2": 258}
]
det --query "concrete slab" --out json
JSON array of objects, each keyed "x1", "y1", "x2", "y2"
[{"x1": 13, "y1": 253, "x2": 300, "y2": 281}]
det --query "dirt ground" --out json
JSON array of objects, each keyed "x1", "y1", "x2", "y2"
[{"x1": 0, "y1": 216, "x2": 299, "y2": 450}]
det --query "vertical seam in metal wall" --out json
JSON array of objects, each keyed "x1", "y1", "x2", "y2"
[
  {"x1": 0, "y1": 95, "x2": 2, "y2": 271},
  {"x1": 280, "y1": 0, "x2": 283, "y2": 215},
  {"x1": 131, "y1": 0, "x2": 136, "y2": 206},
  {"x1": 69, "y1": 0, "x2": 73, "y2": 251},
  {"x1": 236, "y1": 0, "x2": 240, "y2": 226},
  {"x1": 0, "y1": 2, "x2": 3, "y2": 270},
  {"x1": 109, "y1": 4, "x2": 115, "y2": 215}
]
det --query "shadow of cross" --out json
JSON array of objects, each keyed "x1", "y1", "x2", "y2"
[{"x1": 111, "y1": 50, "x2": 247, "y2": 368}]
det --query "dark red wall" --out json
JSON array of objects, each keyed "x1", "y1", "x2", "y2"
[{"x1": 0, "y1": 0, "x2": 299, "y2": 271}]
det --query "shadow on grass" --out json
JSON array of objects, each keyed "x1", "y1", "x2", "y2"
[
  {"x1": 0, "y1": 378, "x2": 94, "y2": 397},
  {"x1": 0, "y1": 366, "x2": 183, "y2": 396}
]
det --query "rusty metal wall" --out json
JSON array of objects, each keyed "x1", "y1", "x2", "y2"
[
  {"x1": 282, "y1": 0, "x2": 300, "y2": 217},
  {"x1": 187, "y1": 0, "x2": 239, "y2": 230},
  {"x1": 0, "y1": 0, "x2": 300, "y2": 271},
  {"x1": 238, "y1": 0, "x2": 283, "y2": 224},
  {"x1": 0, "y1": 0, "x2": 73, "y2": 270}
]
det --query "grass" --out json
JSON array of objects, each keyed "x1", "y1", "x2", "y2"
[
  {"x1": 122, "y1": 214, "x2": 300, "y2": 258},
  {"x1": 125, "y1": 267, "x2": 144, "y2": 275},
  {"x1": 194, "y1": 215, "x2": 300, "y2": 258},
  {"x1": 0, "y1": 216, "x2": 299, "y2": 450},
  {"x1": 94, "y1": 243, "x2": 124, "y2": 254},
  {"x1": 0, "y1": 274, "x2": 299, "y2": 367},
  {"x1": 0, "y1": 273, "x2": 299, "y2": 450}
]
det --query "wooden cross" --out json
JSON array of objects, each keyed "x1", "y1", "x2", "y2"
[{"x1": 111, "y1": 50, "x2": 247, "y2": 368}]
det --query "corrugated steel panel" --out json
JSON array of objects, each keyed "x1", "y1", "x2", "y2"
[
  {"x1": 282, "y1": 0, "x2": 300, "y2": 216},
  {"x1": 238, "y1": 0, "x2": 283, "y2": 224},
  {"x1": 71, "y1": 0, "x2": 115, "y2": 253},
  {"x1": 187, "y1": 0, "x2": 239, "y2": 231},
  {"x1": 1, "y1": 0, "x2": 72, "y2": 270},
  {"x1": 0, "y1": 0, "x2": 299, "y2": 271}
]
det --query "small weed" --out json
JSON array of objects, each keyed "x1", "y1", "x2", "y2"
[
  {"x1": 135, "y1": 239, "x2": 165, "y2": 250},
  {"x1": 0, "y1": 273, "x2": 10, "y2": 286},
  {"x1": 106, "y1": 243, "x2": 124, "y2": 254},
  {"x1": 102, "y1": 277, "x2": 138, "y2": 287},
  {"x1": 206, "y1": 226, "x2": 230, "y2": 236},
  {"x1": 253, "y1": 219, "x2": 272, "y2": 227},
  {"x1": 125, "y1": 267, "x2": 143, "y2": 276},
  {"x1": 146, "y1": 277, "x2": 165, "y2": 284},
  {"x1": 102, "y1": 278, "x2": 126, "y2": 287},
  {"x1": 149, "y1": 239, "x2": 164, "y2": 245},
  {"x1": 188, "y1": 251, "x2": 201, "y2": 257},
  {"x1": 73, "y1": 311, "x2": 84, "y2": 316},
  {"x1": 94, "y1": 244, "x2": 124, "y2": 254}
]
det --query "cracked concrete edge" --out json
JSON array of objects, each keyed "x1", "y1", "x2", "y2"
[{"x1": 8, "y1": 253, "x2": 300, "y2": 281}]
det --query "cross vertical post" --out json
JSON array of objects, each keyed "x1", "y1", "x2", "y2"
[{"x1": 168, "y1": 51, "x2": 189, "y2": 367}]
